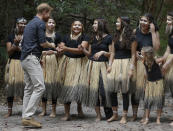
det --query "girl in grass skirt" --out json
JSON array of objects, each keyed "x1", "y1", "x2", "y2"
[
  {"x1": 140, "y1": 46, "x2": 164, "y2": 125},
  {"x1": 131, "y1": 13, "x2": 160, "y2": 121},
  {"x1": 39, "y1": 18, "x2": 61, "y2": 118},
  {"x1": 57, "y1": 20, "x2": 89, "y2": 121},
  {"x1": 4, "y1": 18, "x2": 27, "y2": 117},
  {"x1": 106, "y1": 16, "x2": 136, "y2": 124},
  {"x1": 157, "y1": 11, "x2": 173, "y2": 126},
  {"x1": 79, "y1": 19, "x2": 113, "y2": 121}
]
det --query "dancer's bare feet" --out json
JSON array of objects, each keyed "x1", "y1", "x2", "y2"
[
  {"x1": 131, "y1": 106, "x2": 138, "y2": 121},
  {"x1": 4, "y1": 103, "x2": 13, "y2": 118},
  {"x1": 107, "y1": 114, "x2": 118, "y2": 122},
  {"x1": 170, "y1": 122, "x2": 173, "y2": 126},
  {"x1": 95, "y1": 106, "x2": 101, "y2": 122},
  {"x1": 77, "y1": 103, "x2": 85, "y2": 118},
  {"x1": 169, "y1": 117, "x2": 173, "y2": 121},
  {"x1": 61, "y1": 115, "x2": 71, "y2": 121},
  {"x1": 120, "y1": 116, "x2": 127, "y2": 124},
  {"x1": 156, "y1": 118, "x2": 161, "y2": 124},
  {"x1": 142, "y1": 118, "x2": 149, "y2": 125},
  {"x1": 39, "y1": 111, "x2": 46, "y2": 117},
  {"x1": 4, "y1": 112, "x2": 12, "y2": 118},
  {"x1": 131, "y1": 114, "x2": 137, "y2": 121},
  {"x1": 140, "y1": 117, "x2": 146, "y2": 123},
  {"x1": 95, "y1": 115, "x2": 101, "y2": 122},
  {"x1": 78, "y1": 112, "x2": 85, "y2": 118},
  {"x1": 49, "y1": 112, "x2": 56, "y2": 118},
  {"x1": 39, "y1": 102, "x2": 46, "y2": 117}
]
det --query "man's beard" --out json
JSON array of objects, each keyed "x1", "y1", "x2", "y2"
[
  {"x1": 43, "y1": 17, "x2": 49, "y2": 22},
  {"x1": 165, "y1": 24, "x2": 173, "y2": 35}
]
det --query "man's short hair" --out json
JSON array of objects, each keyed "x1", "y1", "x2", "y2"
[{"x1": 36, "y1": 3, "x2": 53, "y2": 14}]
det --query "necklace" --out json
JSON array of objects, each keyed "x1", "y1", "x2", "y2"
[{"x1": 70, "y1": 33, "x2": 81, "y2": 40}]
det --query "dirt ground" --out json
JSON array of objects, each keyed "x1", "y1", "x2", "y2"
[{"x1": 0, "y1": 92, "x2": 173, "y2": 131}]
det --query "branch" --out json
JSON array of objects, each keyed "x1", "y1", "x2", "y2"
[{"x1": 155, "y1": 0, "x2": 164, "y2": 21}]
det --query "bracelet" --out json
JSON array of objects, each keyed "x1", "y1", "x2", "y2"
[
  {"x1": 130, "y1": 64, "x2": 135, "y2": 70},
  {"x1": 108, "y1": 63, "x2": 112, "y2": 66},
  {"x1": 145, "y1": 118, "x2": 149, "y2": 121}
]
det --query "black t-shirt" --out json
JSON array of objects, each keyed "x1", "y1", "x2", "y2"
[
  {"x1": 168, "y1": 34, "x2": 173, "y2": 54},
  {"x1": 144, "y1": 61, "x2": 163, "y2": 82},
  {"x1": 21, "y1": 16, "x2": 46, "y2": 60},
  {"x1": 136, "y1": 28, "x2": 153, "y2": 52},
  {"x1": 114, "y1": 41, "x2": 131, "y2": 59},
  {"x1": 7, "y1": 33, "x2": 21, "y2": 59},
  {"x1": 63, "y1": 34, "x2": 89, "y2": 58},
  {"x1": 90, "y1": 35, "x2": 112, "y2": 62},
  {"x1": 43, "y1": 32, "x2": 61, "y2": 51}
]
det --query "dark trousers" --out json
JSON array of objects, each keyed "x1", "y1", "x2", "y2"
[
  {"x1": 131, "y1": 93, "x2": 139, "y2": 106},
  {"x1": 96, "y1": 73, "x2": 113, "y2": 119},
  {"x1": 7, "y1": 97, "x2": 14, "y2": 103},
  {"x1": 110, "y1": 92, "x2": 129, "y2": 111}
]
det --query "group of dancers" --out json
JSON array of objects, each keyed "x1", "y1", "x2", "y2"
[{"x1": 4, "y1": 3, "x2": 173, "y2": 128}]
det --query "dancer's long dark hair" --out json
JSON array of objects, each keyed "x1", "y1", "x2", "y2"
[
  {"x1": 139, "y1": 13, "x2": 159, "y2": 31},
  {"x1": 113, "y1": 16, "x2": 133, "y2": 49},
  {"x1": 91, "y1": 18, "x2": 109, "y2": 44}
]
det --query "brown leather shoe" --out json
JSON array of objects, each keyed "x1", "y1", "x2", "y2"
[{"x1": 22, "y1": 118, "x2": 42, "y2": 128}]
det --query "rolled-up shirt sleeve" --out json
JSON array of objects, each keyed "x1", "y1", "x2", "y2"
[{"x1": 38, "y1": 23, "x2": 46, "y2": 45}]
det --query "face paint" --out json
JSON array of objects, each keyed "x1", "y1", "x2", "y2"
[
  {"x1": 48, "y1": 22, "x2": 55, "y2": 26},
  {"x1": 140, "y1": 20, "x2": 148, "y2": 25},
  {"x1": 72, "y1": 21, "x2": 83, "y2": 35},
  {"x1": 18, "y1": 22, "x2": 27, "y2": 27},
  {"x1": 140, "y1": 17, "x2": 149, "y2": 25},
  {"x1": 17, "y1": 18, "x2": 27, "y2": 24},
  {"x1": 93, "y1": 20, "x2": 98, "y2": 32},
  {"x1": 116, "y1": 22, "x2": 121, "y2": 26},
  {"x1": 167, "y1": 19, "x2": 172, "y2": 24},
  {"x1": 165, "y1": 24, "x2": 173, "y2": 35},
  {"x1": 73, "y1": 24, "x2": 82, "y2": 29},
  {"x1": 16, "y1": 22, "x2": 26, "y2": 34}
]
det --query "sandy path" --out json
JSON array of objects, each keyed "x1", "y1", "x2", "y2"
[{"x1": 0, "y1": 94, "x2": 173, "y2": 131}]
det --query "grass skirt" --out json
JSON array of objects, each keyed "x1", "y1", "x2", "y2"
[
  {"x1": 144, "y1": 79, "x2": 164, "y2": 110},
  {"x1": 134, "y1": 60, "x2": 146, "y2": 99},
  {"x1": 42, "y1": 54, "x2": 59, "y2": 100},
  {"x1": 59, "y1": 56, "x2": 88, "y2": 103},
  {"x1": 107, "y1": 58, "x2": 131, "y2": 93},
  {"x1": 4, "y1": 59, "x2": 24, "y2": 97},
  {"x1": 86, "y1": 60, "x2": 109, "y2": 107},
  {"x1": 164, "y1": 54, "x2": 173, "y2": 96}
]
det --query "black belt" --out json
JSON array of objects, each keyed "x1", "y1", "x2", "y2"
[{"x1": 29, "y1": 52, "x2": 42, "y2": 60}]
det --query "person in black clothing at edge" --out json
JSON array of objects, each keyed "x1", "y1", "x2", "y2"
[
  {"x1": 131, "y1": 13, "x2": 160, "y2": 121},
  {"x1": 106, "y1": 16, "x2": 136, "y2": 124},
  {"x1": 157, "y1": 11, "x2": 173, "y2": 126},
  {"x1": 140, "y1": 46, "x2": 164, "y2": 125},
  {"x1": 39, "y1": 18, "x2": 61, "y2": 118},
  {"x1": 78, "y1": 19, "x2": 113, "y2": 122},
  {"x1": 20, "y1": 3, "x2": 54, "y2": 128},
  {"x1": 4, "y1": 18, "x2": 27, "y2": 118},
  {"x1": 56, "y1": 20, "x2": 89, "y2": 121}
]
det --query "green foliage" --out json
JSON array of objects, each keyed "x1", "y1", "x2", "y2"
[{"x1": 0, "y1": 47, "x2": 8, "y2": 63}]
